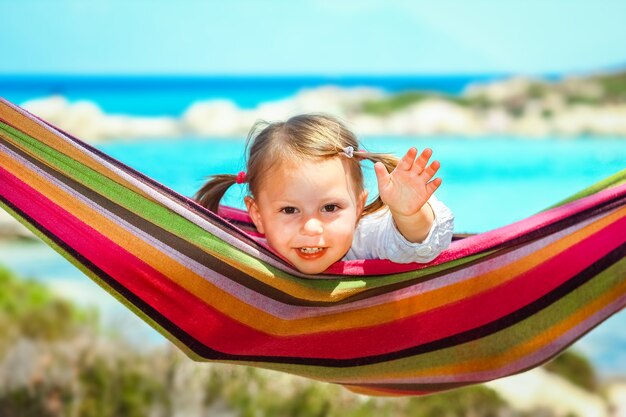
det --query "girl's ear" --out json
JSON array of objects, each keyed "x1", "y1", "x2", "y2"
[{"x1": 244, "y1": 196, "x2": 265, "y2": 234}]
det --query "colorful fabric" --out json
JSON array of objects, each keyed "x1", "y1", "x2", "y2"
[{"x1": 1, "y1": 97, "x2": 625, "y2": 396}]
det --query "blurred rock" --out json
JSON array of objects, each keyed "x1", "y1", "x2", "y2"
[
  {"x1": 183, "y1": 99, "x2": 248, "y2": 136},
  {"x1": 485, "y1": 368, "x2": 608, "y2": 417},
  {"x1": 606, "y1": 381, "x2": 626, "y2": 417},
  {"x1": 0, "y1": 210, "x2": 33, "y2": 239},
  {"x1": 464, "y1": 76, "x2": 548, "y2": 104},
  {"x1": 21, "y1": 96, "x2": 181, "y2": 141}
]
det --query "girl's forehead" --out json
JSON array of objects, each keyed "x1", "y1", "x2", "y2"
[
  {"x1": 272, "y1": 156, "x2": 347, "y2": 177},
  {"x1": 256, "y1": 157, "x2": 362, "y2": 198}
]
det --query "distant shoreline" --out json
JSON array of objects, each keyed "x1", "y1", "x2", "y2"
[
  {"x1": 0, "y1": 73, "x2": 517, "y2": 111},
  {"x1": 4, "y1": 70, "x2": 625, "y2": 140}
]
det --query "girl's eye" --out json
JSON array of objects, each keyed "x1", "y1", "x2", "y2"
[
  {"x1": 280, "y1": 207, "x2": 297, "y2": 214},
  {"x1": 322, "y1": 204, "x2": 340, "y2": 212}
]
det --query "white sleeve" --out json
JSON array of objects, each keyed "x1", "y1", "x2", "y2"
[{"x1": 344, "y1": 195, "x2": 454, "y2": 263}]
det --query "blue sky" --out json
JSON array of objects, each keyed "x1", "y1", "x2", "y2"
[{"x1": 2, "y1": 0, "x2": 625, "y2": 75}]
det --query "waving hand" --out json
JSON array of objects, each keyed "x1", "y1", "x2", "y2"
[{"x1": 374, "y1": 147, "x2": 442, "y2": 217}]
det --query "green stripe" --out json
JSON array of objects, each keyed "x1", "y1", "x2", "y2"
[{"x1": 546, "y1": 168, "x2": 626, "y2": 210}]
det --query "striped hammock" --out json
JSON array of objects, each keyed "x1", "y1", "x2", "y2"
[{"x1": 1, "y1": 97, "x2": 625, "y2": 397}]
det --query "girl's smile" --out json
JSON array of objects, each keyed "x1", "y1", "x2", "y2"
[{"x1": 295, "y1": 247, "x2": 328, "y2": 261}]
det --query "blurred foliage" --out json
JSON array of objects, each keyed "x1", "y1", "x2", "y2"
[
  {"x1": 361, "y1": 91, "x2": 432, "y2": 114},
  {"x1": 0, "y1": 266, "x2": 95, "y2": 353},
  {"x1": 0, "y1": 266, "x2": 607, "y2": 416},
  {"x1": 74, "y1": 354, "x2": 168, "y2": 417},
  {"x1": 197, "y1": 363, "x2": 517, "y2": 417},
  {"x1": 360, "y1": 70, "x2": 626, "y2": 118},
  {"x1": 594, "y1": 71, "x2": 626, "y2": 102},
  {"x1": 543, "y1": 350, "x2": 598, "y2": 392},
  {"x1": 360, "y1": 91, "x2": 473, "y2": 115}
]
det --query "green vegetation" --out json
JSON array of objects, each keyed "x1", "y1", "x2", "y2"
[
  {"x1": 593, "y1": 71, "x2": 626, "y2": 102},
  {"x1": 360, "y1": 70, "x2": 626, "y2": 119},
  {"x1": 361, "y1": 91, "x2": 434, "y2": 115},
  {"x1": 0, "y1": 267, "x2": 166, "y2": 417},
  {"x1": 360, "y1": 91, "x2": 481, "y2": 115},
  {"x1": 197, "y1": 364, "x2": 511, "y2": 417},
  {"x1": 0, "y1": 266, "x2": 94, "y2": 353},
  {"x1": 0, "y1": 266, "x2": 606, "y2": 416},
  {"x1": 543, "y1": 350, "x2": 598, "y2": 392},
  {"x1": 527, "y1": 83, "x2": 549, "y2": 99}
]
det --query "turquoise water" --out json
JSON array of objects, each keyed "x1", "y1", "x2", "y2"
[
  {"x1": 99, "y1": 135, "x2": 626, "y2": 233},
  {"x1": 0, "y1": 135, "x2": 625, "y2": 375}
]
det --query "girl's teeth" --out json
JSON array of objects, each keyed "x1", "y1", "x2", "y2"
[{"x1": 300, "y1": 247, "x2": 323, "y2": 254}]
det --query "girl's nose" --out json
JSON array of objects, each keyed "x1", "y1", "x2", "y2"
[{"x1": 301, "y1": 217, "x2": 324, "y2": 235}]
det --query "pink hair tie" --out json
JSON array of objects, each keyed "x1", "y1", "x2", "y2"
[{"x1": 235, "y1": 171, "x2": 247, "y2": 184}]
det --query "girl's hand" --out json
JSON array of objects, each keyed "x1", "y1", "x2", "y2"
[
  {"x1": 374, "y1": 147, "x2": 441, "y2": 242},
  {"x1": 374, "y1": 147, "x2": 442, "y2": 217}
]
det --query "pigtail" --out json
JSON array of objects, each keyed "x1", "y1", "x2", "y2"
[
  {"x1": 194, "y1": 174, "x2": 239, "y2": 214},
  {"x1": 355, "y1": 151, "x2": 400, "y2": 216}
]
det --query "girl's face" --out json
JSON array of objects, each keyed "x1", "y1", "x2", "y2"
[{"x1": 245, "y1": 157, "x2": 367, "y2": 274}]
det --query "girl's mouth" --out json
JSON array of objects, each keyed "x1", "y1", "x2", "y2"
[{"x1": 296, "y1": 247, "x2": 327, "y2": 259}]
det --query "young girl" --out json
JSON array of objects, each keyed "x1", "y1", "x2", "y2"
[{"x1": 195, "y1": 114, "x2": 454, "y2": 274}]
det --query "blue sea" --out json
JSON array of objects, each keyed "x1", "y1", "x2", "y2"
[{"x1": 0, "y1": 75, "x2": 625, "y2": 377}]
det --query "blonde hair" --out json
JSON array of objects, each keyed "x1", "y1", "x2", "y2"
[{"x1": 194, "y1": 114, "x2": 399, "y2": 216}]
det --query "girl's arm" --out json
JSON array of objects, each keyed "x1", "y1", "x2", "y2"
[
  {"x1": 346, "y1": 196, "x2": 453, "y2": 263},
  {"x1": 374, "y1": 147, "x2": 442, "y2": 243}
]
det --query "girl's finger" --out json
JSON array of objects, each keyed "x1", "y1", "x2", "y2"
[
  {"x1": 425, "y1": 177, "x2": 442, "y2": 195},
  {"x1": 422, "y1": 160, "x2": 440, "y2": 180},
  {"x1": 374, "y1": 161, "x2": 390, "y2": 189},
  {"x1": 413, "y1": 148, "x2": 433, "y2": 174},
  {"x1": 397, "y1": 147, "x2": 418, "y2": 171}
]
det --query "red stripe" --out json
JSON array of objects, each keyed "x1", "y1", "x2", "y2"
[
  {"x1": 348, "y1": 385, "x2": 437, "y2": 396},
  {"x1": 1, "y1": 164, "x2": 623, "y2": 360}
]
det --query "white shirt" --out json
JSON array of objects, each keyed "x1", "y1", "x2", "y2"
[{"x1": 344, "y1": 195, "x2": 454, "y2": 263}]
